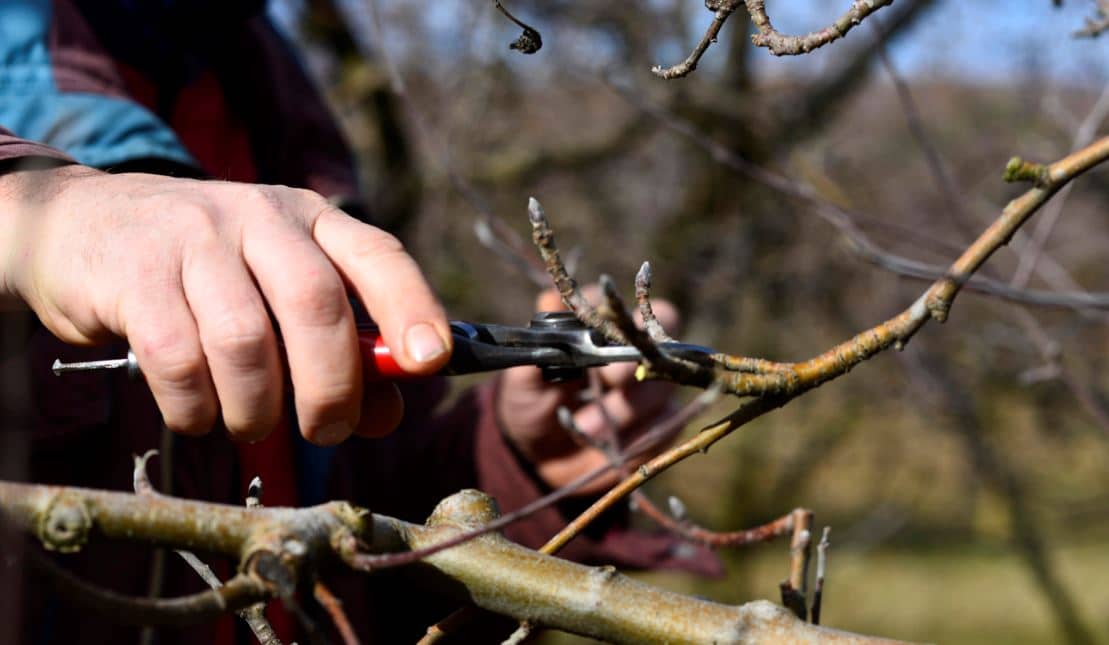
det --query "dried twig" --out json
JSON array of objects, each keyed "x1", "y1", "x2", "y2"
[{"x1": 494, "y1": 1, "x2": 542, "y2": 54}]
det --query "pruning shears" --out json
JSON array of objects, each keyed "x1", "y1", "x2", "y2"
[{"x1": 52, "y1": 312, "x2": 714, "y2": 383}]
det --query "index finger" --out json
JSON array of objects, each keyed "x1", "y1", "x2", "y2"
[{"x1": 312, "y1": 207, "x2": 451, "y2": 375}]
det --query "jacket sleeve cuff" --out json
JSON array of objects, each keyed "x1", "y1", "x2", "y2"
[
  {"x1": 472, "y1": 377, "x2": 723, "y2": 577},
  {"x1": 0, "y1": 130, "x2": 76, "y2": 168}
]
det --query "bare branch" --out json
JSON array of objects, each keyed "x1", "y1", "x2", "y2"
[
  {"x1": 527, "y1": 197, "x2": 625, "y2": 343},
  {"x1": 539, "y1": 136, "x2": 1109, "y2": 555},
  {"x1": 28, "y1": 549, "x2": 268, "y2": 627},
  {"x1": 635, "y1": 262, "x2": 673, "y2": 342},
  {"x1": 652, "y1": 1, "x2": 741, "y2": 79},
  {"x1": 598, "y1": 273, "x2": 715, "y2": 386},
  {"x1": 0, "y1": 482, "x2": 901, "y2": 644},
  {"x1": 745, "y1": 0, "x2": 895, "y2": 55}
]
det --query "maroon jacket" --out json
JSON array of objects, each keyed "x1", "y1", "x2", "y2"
[{"x1": 0, "y1": 2, "x2": 718, "y2": 643}]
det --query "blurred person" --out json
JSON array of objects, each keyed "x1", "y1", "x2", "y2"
[{"x1": 0, "y1": 1, "x2": 716, "y2": 643}]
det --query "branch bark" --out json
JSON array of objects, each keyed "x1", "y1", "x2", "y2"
[{"x1": 0, "y1": 481, "x2": 902, "y2": 644}]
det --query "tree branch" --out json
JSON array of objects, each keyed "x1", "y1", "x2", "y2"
[
  {"x1": 0, "y1": 481, "x2": 900, "y2": 644},
  {"x1": 745, "y1": 0, "x2": 896, "y2": 55}
]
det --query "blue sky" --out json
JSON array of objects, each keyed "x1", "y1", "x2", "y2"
[{"x1": 273, "y1": 1, "x2": 1108, "y2": 87}]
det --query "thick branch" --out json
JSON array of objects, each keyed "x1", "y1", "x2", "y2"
[{"x1": 0, "y1": 482, "x2": 900, "y2": 643}]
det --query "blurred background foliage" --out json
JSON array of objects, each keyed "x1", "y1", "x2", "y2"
[{"x1": 282, "y1": 1, "x2": 1109, "y2": 642}]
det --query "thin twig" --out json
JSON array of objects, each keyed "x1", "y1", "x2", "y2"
[
  {"x1": 598, "y1": 274, "x2": 715, "y2": 386},
  {"x1": 474, "y1": 218, "x2": 550, "y2": 288},
  {"x1": 29, "y1": 549, "x2": 268, "y2": 626},
  {"x1": 527, "y1": 198, "x2": 625, "y2": 343},
  {"x1": 313, "y1": 581, "x2": 360, "y2": 645},
  {"x1": 652, "y1": 1, "x2": 740, "y2": 79},
  {"x1": 746, "y1": 0, "x2": 895, "y2": 55},
  {"x1": 605, "y1": 75, "x2": 1109, "y2": 314},
  {"x1": 633, "y1": 497, "x2": 800, "y2": 548}
]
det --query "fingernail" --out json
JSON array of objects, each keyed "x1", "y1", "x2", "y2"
[
  {"x1": 314, "y1": 421, "x2": 352, "y2": 446},
  {"x1": 405, "y1": 322, "x2": 447, "y2": 363}
]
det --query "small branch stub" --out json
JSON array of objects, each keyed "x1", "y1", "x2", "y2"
[{"x1": 37, "y1": 493, "x2": 93, "y2": 553}]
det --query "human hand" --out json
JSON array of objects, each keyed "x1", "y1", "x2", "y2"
[
  {"x1": 496, "y1": 288, "x2": 680, "y2": 494},
  {"x1": 0, "y1": 165, "x2": 451, "y2": 444}
]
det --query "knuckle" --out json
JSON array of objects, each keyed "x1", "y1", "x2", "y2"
[
  {"x1": 235, "y1": 185, "x2": 289, "y2": 226},
  {"x1": 135, "y1": 334, "x2": 206, "y2": 388},
  {"x1": 164, "y1": 405, "x2": 216, "y2": 436},
  {"x1": 207, "y1": 312, "x2": 271, "y2": 367},
  {"x1": 170, "y1": 201, "x2": 221, "y2": 236},
  {"x1": 281, "y1": 270, "x2": 348, "y2": 328},
  {"x1": 349, "y1": 230, "x2": 407, "y2": 262},
  {"x1": 297, "y1": 379, "x2": 358, "y2": 424}
]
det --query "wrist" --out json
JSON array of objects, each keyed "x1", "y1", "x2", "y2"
[{"x1": 0, "y1": 161, "x2": 86, "y2": 306}]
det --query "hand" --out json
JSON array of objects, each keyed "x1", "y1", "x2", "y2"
[
  {"x1": 0, "y1": 165, "x2": 451, "y2": 444},
  {"x1": 496, "y1": 288, "x2": 680, "y2": 494}
]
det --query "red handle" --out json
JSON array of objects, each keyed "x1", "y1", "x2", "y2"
[{"x1": 357, "y1": 329, "x2": 412, "y2": 381}]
